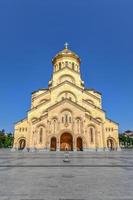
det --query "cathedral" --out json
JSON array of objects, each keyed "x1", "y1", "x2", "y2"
[{"x1": 13, "y1": 44, "x2": 120, "y2": 151}]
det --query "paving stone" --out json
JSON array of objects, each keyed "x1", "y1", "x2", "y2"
[{"x1": 0, "y1": 149, "x2": 133, "y2": 200}]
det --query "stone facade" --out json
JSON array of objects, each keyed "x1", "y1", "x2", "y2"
[{"x1": 13, "y1": 45, "x2": 120, "y2": 151}]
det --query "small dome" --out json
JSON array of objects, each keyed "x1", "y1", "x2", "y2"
[{"x1": 52, "y1": 43, "x2": 81, "y2": 64}]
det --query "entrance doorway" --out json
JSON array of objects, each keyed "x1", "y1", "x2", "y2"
[
  {"x1": 60, "y1": 133, "x2": 73, "y2": 151},
  {"x1": 77, "y1": 137, "x2": 83, "y2": 151},
  {"x1": 50, "y1": 137, "x2": 57, "y2": 151},
  {"x1": 107, "y1": 138, "x2": 116, "y2": 150},
  {"x1": 19, "y1": 139, "x2": 26, "y2": 150}
]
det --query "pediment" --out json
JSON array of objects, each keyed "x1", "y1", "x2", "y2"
[
  {"x1": 50, "y1": 81, "x2": 101, "y2": 102},
  {"x1": 47, "y1": 99, "x2": 86, "y2": 113},
  {"x1": 50, "y1": 80, "x2": 83, "y2": 92}
]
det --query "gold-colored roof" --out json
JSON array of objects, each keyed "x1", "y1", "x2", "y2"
[{"x1": 52, "y1": 44, "x2": 81, "y2": 64}]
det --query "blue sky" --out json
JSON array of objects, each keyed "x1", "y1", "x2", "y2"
[{"x1": 0, "y1": 0, "x2": 133, "y2": 133}]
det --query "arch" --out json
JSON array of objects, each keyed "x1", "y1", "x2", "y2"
[
  {"x1": 31, "y1": 117, "x2": 38, "y2": 123},
  {"x1": 60, "y1": 108, "x2": 73, "y2": 114},
  {"x1": 76, "y1": 118, "x2": 82, "y2": 134},
  {"x1": 50, "y1": 137, "x2": 57, "y2": 151},
  {"x1": 35, "y1": 125, "x2": 46, "y2": 146},
  {"x1": 88, "y1": 125, "x2": 96, "y2": 144},
  {"x1": 36, "y1": 124, "x2": 45, "y2": 129},
  {"x1": 51, "y1": 118, "x2": 58, "y2": 134},
  {"x1": 86, "y1": 99, "x2": 95, "y2": 105},
  {"x1": 60, "y1": 132, "x2": 73, "y2": 151},
  {"x1": 18, "y1": 138, "x2": 26, "y2": 150},
  {"x1": 77, "y1": 137, "x2": 83, "y2": 151},
  {"x1": 59, "y1": 62, "x2": 62, "y2": 70},
  {"x1": 96, "y1": 117, "x2": 103, "y2": 123},
  {"x1": 39, "y1": 99, "x2": 48, "y2": 104},
  {"x1": 59, "y1": 74, "x2": 75, "y2": 84},
  {"x1": 75, "y1": 64, "x2": 79, "y2": 72},
  {"x1": 57, "y1": 91, "x2": 77, "y2": 102},
  {"x1": 90, "y1": 127, "x2": 94, "y2": 143},
  {"x1": 61, "y1": 110, "x2": 72, "y2": 125},
  {"x1": 72, "y1": 62, "x2": 75, "y2": 70},
  {"x1": 39, "y1": 127, "x2": 43, "y2": 144},
  {"x1": 65, "y1": 61, "x2": 68, "y2": 67},
  {"x1": 107, "y1": 137, "x2": 117, "y2": 150},
  {"x1": 88, "y1": 123, "x2": 97, "y2": 129},
  {"x1": 51, "y1": 116, "x2": 58, "y2": 120}
]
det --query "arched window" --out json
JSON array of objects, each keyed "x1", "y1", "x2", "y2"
[
  {"x1": 76, "y1": 119, "x2": 81, "y2": 134},
  {"x1": 19, "y1": 139, "x2": 26, "y2": 150},
  {"x1": 59, "y1": 62, "x2": 61, "y2": 70},
  {"x1": 39, "y1": 128, "x2": 43, "y2": 144},
  {"x1": 65, "y1": 114, "x2": 68, "y2": 123},
  {"x1": 72, "y1": 62, "x2": 75, "y2": 70},
  {"x1": 54, "y1": 65, "x2": 57, "y2": 71},
  {"x1": 90, "y1": 127, "x2": 94, "y2": 143},
  {"x1": 61, "y1": 110, "x2": 72, "y2": 124},
  {"x1": 57, "y1": 91, "x2": 77, "y2": 102},
  {"x1": 51, "y1": 118, "x2": 58, "y2": 134},
  {"x1": 65, "y1": 61, "x2": 68, "y2": 67},
  {"x1": 107, "y1": 138, "x2": 117, "y2": 150},
  {"x1": 62, "y1": 116, "x2": 64, "y2": 123},
  {"x1": 76, "y1": 64, "x2": 79, "y2": 71}
]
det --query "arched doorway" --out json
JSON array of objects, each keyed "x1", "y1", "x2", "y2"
[
  {"x1": 107, "y1": 138, "x2": 116, "y2": 150},
  {"x1": 60, "y1": 133, "x2": 73, "y2": 151},
  {"x1": 77, "y1": 137, "x2": 83, "y2": 151},
  {"x1": 19, "y1": 139, "x2": 26, "y2": 150},
  {"x1": 50, "y1": 137, "x2": 57, "y2": 151}
]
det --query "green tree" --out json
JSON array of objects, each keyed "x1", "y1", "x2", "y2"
[{"x1": 0, "y1": 129, "x2": 13, "y2": 148}]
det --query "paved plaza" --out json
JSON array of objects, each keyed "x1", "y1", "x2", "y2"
[{"x1": 0, "y1": 150, "x2": 133, "y2": 200}]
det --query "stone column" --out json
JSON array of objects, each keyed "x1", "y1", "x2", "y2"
[
  {"x1": 56, "y1": 137, "x2": 60, "y2": 151},
  {"x1": 47, "y1": 140, "x2": 50, "y2": 152},
  {"x1": 73, "y1": 136, "x2": 77, "y2": 152}
]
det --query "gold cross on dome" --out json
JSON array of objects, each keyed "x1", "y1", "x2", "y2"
[{"x1": 64, "y1": 42, "x2": 69, "y2": 49}]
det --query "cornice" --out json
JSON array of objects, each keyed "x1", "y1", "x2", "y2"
[
  {"x1": 50, "y1": 80, "x2": 84, "y2": 91},
  {"x1": 47, "y1": 98, "x2": 90, "y2": 114},
  {"x1": 32, "y1": 89, "x2": 50, "y2": 101},
  {"x1": 52, "y1": 53, "x2": 81, "y2": 64},
  {"x1": 52, "y1": 65, "x2": 80, "y2": 75},
  {"x1": 85, "y1": 113, "x2": 101, "y2": 125},
  {"x1": 82, "y1": 99, "x2": 105, "y2": 114},
  {"x1": 15, "y1": 118, "x2": 27, "y2": 126},
  {"x1": 84, "y1": 89, "x2": 101, "y2": 101},
  {"x1": 32, "y1": 88, "x2": 48, "y2": 94},
  {"x1": 28, "y1": 99, "x2": 51, "y2": 113},
  {"x1": 85, "y1": 88, "x2": 102, "y2": 96},
  {"x1": 106, "y1": 118, "x2": 119, "y2": 125},
  {"x1": 31, "y1": 113, "x2": 48, "y2": 125}
]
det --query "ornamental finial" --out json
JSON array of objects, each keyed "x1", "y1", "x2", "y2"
[{"x1": 64, "y1": 42, "x2": 69, "y2": 49}]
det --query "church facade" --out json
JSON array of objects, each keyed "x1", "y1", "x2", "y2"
[{"x1": 13, "y1": 45, "x2": 120, "y2": 151}]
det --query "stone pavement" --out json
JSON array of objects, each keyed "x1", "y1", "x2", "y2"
[{"x1": 0, "y1": 149, "x2": 133, "y2": 200}]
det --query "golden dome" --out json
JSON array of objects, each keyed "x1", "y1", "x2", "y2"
[{"x1": 52, "y1": 43, "x2": 81, "y2": 64}]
